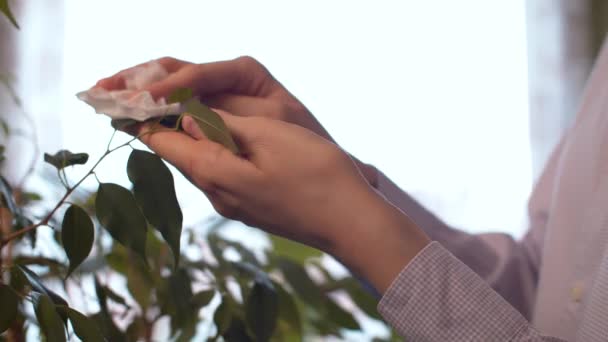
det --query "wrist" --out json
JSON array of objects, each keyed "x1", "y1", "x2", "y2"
[{"x1": 331, "y1": 190, "x2": 430, "y2": 294}]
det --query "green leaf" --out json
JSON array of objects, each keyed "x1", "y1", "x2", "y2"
[
  {"x1": 33, "y1": 294, "x2": 66, "y2": 342},
  {"x1": 182, "y1": 98, "x2": 239, "y2": 154},
  {"x1": 246, "y1": 280, "x2": 279, "y2": 342},
  {"x1": 110, "y1": 118, "x2": 138, "y2": 130},
  {"x1": 271, "y1": 281, "x2": 301, "y2": 341},
  {"x1": 105, "y1": 244, "x2": 128, "y2": 275},
  {"x1": 90, "y1": 312, "x2": 124, "y2": 342},
  {"x1": 167, "y1": 269, "x2": 193, "y2": 329},
  {"x1": 213, "y1": 296, "x2": 232, "y2": 337},
  {"x1": 43, "y1": 150, "x2": 89, "y2": 170},
  {"x1": 125, "y1": 317, "x2": 145, "y2": 342},
  {"x1": 325, "y1": 299, "x2": 360, "y2": 330},
  {"x1": 92, "y1": 278, "x2": 125, "y2": 341},
  {"x1": 61, "y1": 205, "x2": 94, "y2": 276},
  {"x1": 276, "y1": 258, "x2": 325, "y2": 308},
  {"x1": 93, "y1": 277, "x2": 108, "y2": 312},
  {"x1": 338, "y1": 277, "x2": 381, "y2": 320},
  {"x1": 93, "y1": 279, "x2": 129, "y2": 310},
  {"x1": 0, "y1": 0, "x2": 19, "y2": 29},
  {"x1": 167, "y1": 87, "x2": 193, "y2": 104},
  {"x1": 209, "y1": 233, "x2": 261, "y2": 267},
  {"x1": 21, "y1": 191, "x2": 42, "y2": 204},
  {"x1": 223, "y1": 318, "x2": 254, "y2": 342},
  {"x1": 269, "y1": 234, "x2": 323, "y2": 264},
  {"x1": 9, "y1": 266, "x2": 29, "y2": 293},
  {"x1": 95, "y1": 183, "x2": 147, "y2": 261},
  {"x1": 17, "y1": 266, "x2": 68, "y2": 308},
  {"x1": 191, "y1": 290, "x2": 215, "y2": 310},
  {"x1": 0, "y1": 284, "x2": 19, "y2": 333},
  {"x1": 126, "y1": 254, "x2": 152, "y2": 310},
  {"x1": 127, "y1": 149, "x2": 182, "y2": 266},
  {"x1": 67, "y1": 308, "x2": 105, "y2": 342}
]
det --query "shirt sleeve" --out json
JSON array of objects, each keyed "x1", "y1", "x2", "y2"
[
  {"x1": 377, "y1": 241, "x2": 566, "y2": 341},
  {"x1": 372, "y1": 135, "x2": 566, "y2": 318}
]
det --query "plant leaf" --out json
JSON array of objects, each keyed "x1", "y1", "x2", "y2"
[
  {"x1": 246, "y1": 280, "x2": 279, "y2": 342},
  {"x1": 110, "y1": 118, "x2": 138, "y2": 130},
  {"x1": 43, "y1": 150, "x2": 88, "y2": 170},
  {"x1": 67, "y1": 308, "x2": 105, "y2": 342},
  {"x1": 0, "y1": 284, "x2": 19, "y2": 333},
  {"x1": 271, "y1": 281, "x2": 302, "y2": 341},
  {"x1": 61, "y1": 204, "x2": 94, "y2": 276},
  {"x1": 191, "y1": 290, "x2": 215, "y2": 310},
  {"x1": 167, "y1": 268, "x2": 193, "y2": 330},
  {"x1": 127, "y1": 149, "x2": 182, "y2": 266},
  {"x1": 95, "y1": 183, "x2": 147, "y2": 260},
  {"x1": 92, "y1": 278, "x2": 125, "y2": 341},
  {"x1": 183, "y1": 98, "x2": 239, "y2": 154},
  {"x1": 223, "y1": 318, "x2": 254, "y2": 342},
  {"x1": 325, "y1": 298, "x2": 360, "y2": 330},
  {"x1": 0, "y1": 0, "x2": 19, "y2": 29},
  {"x1": 33, "y1": 294, "x2": 66, "y2": 342},
  {"x1": 126, "y1": 254, "x2": 152, "y2": 310},
  {"x1": 338, "y1": 277, "x2": 381, "y2": 320},
  {"x1": 21, "y1": 191, "x2": 42, "y2": 203},
  {"x1": 269, "y1": 234, "x2": 322, "y2": 264},
  {"x1": 213, "y1": 296, "x2": 232, "y2": 337},
  {"x1": 167, "y1": 87, "x2": 193, "y2": 104},
  {"x1": 101, "y1": 285, "x2": 129, "y2": 308},
  {"x1": 17, "y1": 266, "x2": 68, "y2": 308},
  {"x1": 276, "y1": 258, "x2": 325, "y2": 308}
]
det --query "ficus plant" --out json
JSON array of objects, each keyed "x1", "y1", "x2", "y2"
[{"x1": 0, "y1": 4, "x2": 401, "y2": 342}]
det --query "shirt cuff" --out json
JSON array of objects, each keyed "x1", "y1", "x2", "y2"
[{"x1": 377, "y1": 241, "x2": 531, "y2": 341}]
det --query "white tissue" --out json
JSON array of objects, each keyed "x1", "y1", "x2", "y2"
[{"x1": 76, "y1": 61, "x2": 181, "y2": 121}]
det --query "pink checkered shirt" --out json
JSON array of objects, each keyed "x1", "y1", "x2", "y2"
[{"x1": 375, "y1": 40, "x2": 608, "y2": 341}]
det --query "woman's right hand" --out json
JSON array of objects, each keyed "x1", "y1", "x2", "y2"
[{"x1": 96, "y1": 56, "x2": 378, "y2": 186}]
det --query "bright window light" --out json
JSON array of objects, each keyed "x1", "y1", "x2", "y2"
[{"x1": 61, "y1": 0, "x2": 531, "y2": 237}]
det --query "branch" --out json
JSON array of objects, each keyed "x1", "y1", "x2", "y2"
[
  {"x1": 0, "y1": 119, "x2": 174, "y2": 248},
  {"x1": 0, "y1": 136, "x2": 134, "y2": 247}
]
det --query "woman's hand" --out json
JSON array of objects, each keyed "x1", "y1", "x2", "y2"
[
  {"x1": 96, "y1": 56, "x2": 379, "y2": 186},
  {"x1": 132, "y1": 110, "x2": 429, "y2": 293}
]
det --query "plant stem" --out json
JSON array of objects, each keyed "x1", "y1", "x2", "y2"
[
  {"x1": 0, "y1": 117, "x2": 172, "y2": 248},
  {"x1": 0, "y1": 134, "x2": 138, "y2": 248}
]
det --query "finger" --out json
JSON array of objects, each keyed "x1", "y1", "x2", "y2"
[
  {"x1": 145, "y1": 56, "x2": 281, "y2": 100},
  {"x1": 204, "y1": 94, "x2": 283, "y2": 119},
  {"x1": 138, "y1": 125, "x2": 258, "y2": 192},
  {"x1": 95, "y1": 57, "x2": 189, "y2": 90},
  {"x1": 181, "y1": 115, "x2": 206, "y2": 140},
  {"x1": 95, "y1": 76, "x2": 126, "y2": 90}
]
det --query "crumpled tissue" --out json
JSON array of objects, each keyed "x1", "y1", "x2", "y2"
[{"x1": 76, "y1": 61, "x2": 181, "y2": 121}]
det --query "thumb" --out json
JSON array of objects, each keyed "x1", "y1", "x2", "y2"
[{"x1": 180, "y1": 108, "x2": 256, "y2": 143}]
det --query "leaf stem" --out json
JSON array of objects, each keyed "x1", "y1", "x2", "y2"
[{"x1": 106, "y1": 129, "x2": 117, "y2": 152}]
